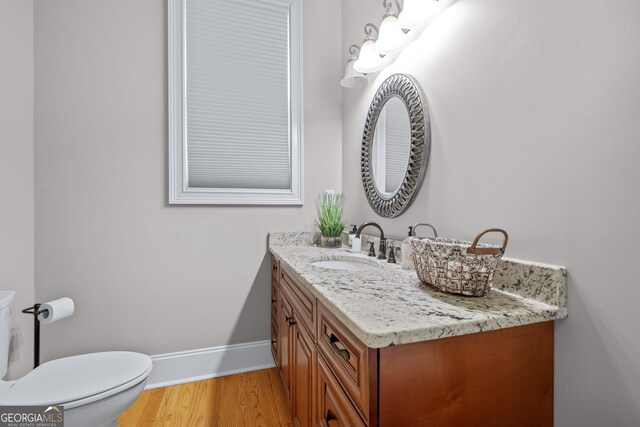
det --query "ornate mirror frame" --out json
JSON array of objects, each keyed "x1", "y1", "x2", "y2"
[{"x1": 361, "y1": 73, "x2": 431, "y2": 218}]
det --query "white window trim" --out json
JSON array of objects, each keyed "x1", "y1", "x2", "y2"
[{"x1": 167, "y1": 0, "x2": 303, "y2": 205}]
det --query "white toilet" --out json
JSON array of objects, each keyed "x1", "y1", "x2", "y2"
[{"x1": 0, "y1": 290, "x2": 152, "y2": 427}]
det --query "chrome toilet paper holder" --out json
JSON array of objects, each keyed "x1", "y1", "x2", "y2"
[{"x1": 21, "y1": 303, "x2": 49, "y2": 369}]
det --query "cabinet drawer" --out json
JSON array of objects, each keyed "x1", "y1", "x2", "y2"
[
  {"x1": 281, "y1": 267, "x2": 315, "y2": 335},
  {"x1": 317, "y1": 355, "x2": 366, "y2": 427},
  {"x1": 317, "y1": 304, "x2": 373, "y2": 422}
]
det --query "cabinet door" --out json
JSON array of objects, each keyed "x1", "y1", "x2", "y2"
[
  {"x1": 293, "y1": 319, "x2": 315, "y2": 427},
  {"x1": 271, "y1": 256, "x2": 279, "y2": 284},
  {"x1": 271, "y1": 276, "x2": 279, "y2": 364},
  {"x1": 317, "y1": 355, "x2": 366, "y2": 427},
  {"x1": 278, "y1": 292, "x2": 294, "y2": 401},
  {"x1": 271, "y1": 321, "x2": 278, "y2": 363}
]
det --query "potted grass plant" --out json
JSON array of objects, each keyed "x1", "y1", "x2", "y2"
[{"x1": 316, "y1": 191, "x2": 346, "y2": 248}]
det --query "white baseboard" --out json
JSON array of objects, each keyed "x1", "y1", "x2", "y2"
[{"x1": 145, "y1": 340, "x2": 275, "y2": 389}]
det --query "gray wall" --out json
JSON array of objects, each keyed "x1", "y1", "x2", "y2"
[
  {"x1": 33, "y1": 0, "x2": 341, "y2": 360},
  {"x1": 342, "y1": 0, "x2": 640, "y2": 425},
  {"x1": 0, "y1": 0, "x2": 35, "y2": 379}
]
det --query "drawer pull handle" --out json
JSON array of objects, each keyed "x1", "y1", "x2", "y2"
[
  {"x1": 272, "y1": 264, "x2": 278, "y2": 271},
  {"x1": 329, "y1": 333, "x2": 350, "y2": 361},
  {"x1": 286, "y1": 315, "x2": 296, "y2": 327},
  {"x1": 271, "y1": 298, "x2": 277, "y2": 303},
  {"x1": 321, "y1": 410, "x2": 338, "y2": 427},
  {"x1": 271, "y1": 338, "x2": 276, "y2": 344}
]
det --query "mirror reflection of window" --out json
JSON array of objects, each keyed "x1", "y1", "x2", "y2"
[{"x1": 372, "y1": 97, "x2": 411, "y2": 196}]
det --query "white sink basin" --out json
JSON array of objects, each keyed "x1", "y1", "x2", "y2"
[{"x1": 311, "y1": 259, "x2": 379, "y2": 271}]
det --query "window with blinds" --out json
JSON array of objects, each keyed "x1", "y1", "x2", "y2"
[{"x1": 168, "y1": 0, "x2": 302, "y2": 204}]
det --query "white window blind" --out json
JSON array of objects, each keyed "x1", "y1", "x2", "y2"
[{"x1": 168, "y1": 0, "x2": 302, "y2": 204}]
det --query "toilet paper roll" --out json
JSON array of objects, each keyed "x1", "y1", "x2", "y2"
[{"x1": 38, "y1": 297, "x2": 75, "y2": 325}]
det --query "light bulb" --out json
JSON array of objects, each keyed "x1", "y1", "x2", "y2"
[
  {"x1": 397, "y1": 0, "x2": 441, "y2": 29},
  {"x1": 340, "y1": 59, "x2": 368, "y2": 88},
  {"x1": 374, "y1": 15, "x2": 408, "y2": 54},
  {"x1": 353, "y1": 40, "x2": 384, "y2": 74}
]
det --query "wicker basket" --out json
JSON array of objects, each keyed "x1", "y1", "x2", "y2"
[{"x1": 410, "y1": 229, "x2": 509, "y2": 297}]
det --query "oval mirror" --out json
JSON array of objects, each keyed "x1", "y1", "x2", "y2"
[{"x1": 361, "y1": 74, "x2": 430, "y2": 217}]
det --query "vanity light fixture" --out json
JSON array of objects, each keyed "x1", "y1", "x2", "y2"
[
  {"x1": 374, "y1": 0, "x2": 408, "y2": 55},
  {"x1": 397, "y1": 0, "x2": 441, "y2": 29},
  {"x1": 353, "y1": 23, "x2": 384, "y2": 74},
  {"x1": 342, "y1": 0, "x2": 449, "y2": 88},
  {"x1": 340, "y1": 45, "x2": 368, "y2": 88}
]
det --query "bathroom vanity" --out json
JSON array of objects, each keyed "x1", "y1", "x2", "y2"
[{"x1": 269, "y1": 232, "x2": 567, "y2": 427}]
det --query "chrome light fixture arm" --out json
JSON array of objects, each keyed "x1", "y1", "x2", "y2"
[
  {"x1": 348, "y1": 44, "x2": 361, "y2": 60},
  {"x1": 382, "y1": 0, "x2": 403, "y2": 17},
  {"x1": 363, "y1": 23, "x2": 379, "y2": 42}
]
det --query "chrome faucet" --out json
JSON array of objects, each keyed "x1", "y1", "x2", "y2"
[
  {"x1": 356, "y1": 222, "x2": 386, "y2": 260},
  {"x1": 410, "y1": 223, "x2": 438, "y2": 238}
]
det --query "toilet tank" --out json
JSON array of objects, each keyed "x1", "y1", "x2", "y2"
[{"x1": 0, "y1": 291, "x2": 16, "y2": 379}]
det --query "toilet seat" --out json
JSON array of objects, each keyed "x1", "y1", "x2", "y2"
[{"x1": 0, "y1": 351, "x2": 152, "y2": 409}]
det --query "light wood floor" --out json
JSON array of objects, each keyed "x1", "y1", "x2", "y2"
[{"x1": 118, "y1": 368, "x2": 293, "y2": 427}]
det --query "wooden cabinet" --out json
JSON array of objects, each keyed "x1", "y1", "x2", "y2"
[
  {"x1": 270, "y1": 254, "x2": 554, "y2": 427},
  {"x1": 271, "y1": 259, "x2": 279, "y2": 364},
  {"x1": 292, "y1": 316, "x2": 315, "y2": 427},
  {"x1": 277, "y1": 290, "x2": 293, "y2": 401},
  {"x1": 377, "y1": 322, "x2": 554, "y2": 426},
  {"x1": 273, "y1": 257, "x2": 317, "y2": 427}
]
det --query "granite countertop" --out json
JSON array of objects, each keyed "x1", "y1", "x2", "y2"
[{"x1": 268, "y1": 232, "x2": 567, "y2": 349}]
